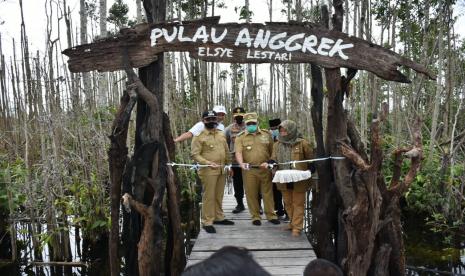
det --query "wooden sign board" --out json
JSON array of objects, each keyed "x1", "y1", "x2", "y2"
[{"x1": 63, "y1": 17, "x2": 434, "y2": 83}]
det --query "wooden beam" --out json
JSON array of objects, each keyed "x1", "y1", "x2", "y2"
[
  {"x1": 31, "y1": 261, "x2": 88, "y2": 267},
  {"x1": 62, "y1": 17, "x2": 435, "y2": 83}
]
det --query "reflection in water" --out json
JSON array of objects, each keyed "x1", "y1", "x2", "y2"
[
  {"x1": 3, "y1": 193, "x2": 463, "y2": 275},
  {"x1": 0, "y1": 222, "x2": 109, "y2": 276},
  {"x1": 404, "y1": 211, "x2": 465, "y2": 275}
]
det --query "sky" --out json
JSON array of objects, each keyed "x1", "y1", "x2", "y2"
[
  {"x1": 0, "y1": 0, "x2": 464, "y2": 87},
  {"x1": 0, "y1": 0, "x2": 288, "y2": 58},
  {"x1": 1, "y1": 0, "x2": 464, "y2": 58}
]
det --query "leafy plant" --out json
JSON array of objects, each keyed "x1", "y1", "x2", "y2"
[
  {"x1": 60, "y1": 172, "x2": 110, "y2": 241},
  {"x1": 235, "y1": 6, "x2": 253, "y2": 21},
  {"x1": 108, "y1": 0, "x2": 129, "y2": 28}
]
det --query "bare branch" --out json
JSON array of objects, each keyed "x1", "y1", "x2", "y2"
[
  {"x1": 338, "y1": 141, "x2": 371, "y2": 171},
  {"x1": 121, "y1": 48, "x2": 159, "y2": 112},
  {"x1": 389, "y1": 117, "x2": 423, "y2": 194},
  {"x1": 369, "y1": 118, "x2": 383, "y2": 168},
  {"x1": 122, "y1": 193, "x2": 149, "y2": 217},
  {"x1": 388, "y1": 148, "x2": 411, "y2": 192}
]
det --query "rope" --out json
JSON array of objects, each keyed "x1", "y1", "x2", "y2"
[
  {"x1": 274, "y1": 156, "x2": 345, "y2": 168},
  {"x1": 166, "y1": 156, "x2": 345, "y2": 171}
]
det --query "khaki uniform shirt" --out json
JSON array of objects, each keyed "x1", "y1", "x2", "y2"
[
  {"x1": 191, "y1": 129, "x2": 230, "y2": 176},
  {"x1": 235, "y1": 129, "x2": 273, "y2": 165},
  {"x1": 271, "y1": 139, "x2": 315, "y2": 192}
]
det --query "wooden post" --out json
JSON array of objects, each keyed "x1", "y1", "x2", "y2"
[{"x1": 108, "y1": 86, "x2": 137, "y2": 276}]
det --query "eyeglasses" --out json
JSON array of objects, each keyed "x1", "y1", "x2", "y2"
[{"x1": 246, "y1": 122, "x2": 257, "y2": 126}]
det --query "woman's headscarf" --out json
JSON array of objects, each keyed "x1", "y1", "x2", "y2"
[
  {"x1": 276, "y1": 120, "x2": 303, "y2": 169},
  {"x1": 277, "y1": 120, "x2": 300, "y2": 144}
]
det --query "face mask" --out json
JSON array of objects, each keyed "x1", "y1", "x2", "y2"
[
  {"x1": 205, "y1": 122, "x2": 218, "y2": 129},
  {"x1": 235, "y1": 116, "x2": 243, "y2": 124},
  {"x1": 271, "y1": 129, "x2": 279, "y2": 140},
  {"x1": 247, "y1": 125, "x2": 257, "y2": 133}
]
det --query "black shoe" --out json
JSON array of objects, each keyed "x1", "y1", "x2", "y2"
[
  {"x1": 203, "y1": 225, "x2": 216, "y2": 233},
  {"x1": 283, "y1": 214, "x2": 290, "y2": 222},
  {"x1": 276, "y1": 210, "x2": 285, "y2": 217},
  {"x1": 252, "y1": 220, "x2": 261, "y2": 226},
  {"x1": 268, "y1": 219, "x2": 281, "y2": 225},
  {"x1": 213, "y1": 219, "x2": 235, "y2": 225},
  {"x1": 232, "y1": 204, "x2": 245, "y2": 214}
]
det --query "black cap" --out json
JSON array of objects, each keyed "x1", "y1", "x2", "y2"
[
  {"x1": 202, "y1": 110, "x2": 217, "y2": 118},
  {"x1": 232, "y1": 107, "x2": 246, "y2": 115},
  {"x1": 269, "y1": 118, "x2": 281, "y2": 128}
]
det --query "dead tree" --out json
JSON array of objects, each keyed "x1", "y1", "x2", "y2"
[
  {"x1": 122, "y1": 192, "x2": 158, "y2": 276},
  {"x1": 309, "y1": 1, "x2": 425, "y2": 275},
  {"x1": 108, "y1": 85, "x2": 138, "y2": 276},
  {"x1": 118, "y1": 41, "x2": 185, "y2": 275}
]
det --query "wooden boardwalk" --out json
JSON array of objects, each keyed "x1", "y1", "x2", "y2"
[{"x1": 186, "y1": 185, "x2": 316, "y2": 276}]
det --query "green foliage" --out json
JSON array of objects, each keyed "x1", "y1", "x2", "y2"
[
  {"x1": 216, "y1": 1, "x2": 227, "y2": 9},
  {"x1": 425, "y1": 213, "x2": 465, "y2": 246},
  {"x1": 108, "y1": 0, "x2": 129, "y2": 28},
  {"x1": 174, "y1": 152, "x2": 198, "y2": 202},
  {"x1": 178, "y1": 0, "x2": 205, "y2": 18},
  {"x1": 85, "y1": 0, "x2": 99, "y2": 21},
  {"x1": 300, "y1": 5, "x2": 322, "y2": 22},
  {"x1": 234, "y1": 6, "x2": 253, "y2": 21},
  {"x1": 61, "y1": 172, "x2": 110, "y2": 240},
  {"x1": 219, "y1": 70, "x2": 228, "y2": 80},
  {"x1": 93, "y1": 105, "x2": 116, "y2": 124},
  {"x1": 0, "y1": 158, "x2": 27, "y2": 213},
  {"x1": 401, "y1": 144, "x2": 465, "y2": 245},
  {"x1": 230, "y1": 64, "x2": 244, "y2": 83}
]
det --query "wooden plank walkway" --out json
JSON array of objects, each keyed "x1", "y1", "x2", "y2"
[{"x1": 186, "y1": 184, "x2": 316, "y2": 276}]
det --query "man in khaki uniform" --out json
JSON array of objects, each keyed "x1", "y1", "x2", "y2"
[
  {"x1": 225, "y1": 107, "x2": 247, "y2": 213},
  {"x1": 235, "y1": 113, "x2": 280, "y2": 226},
  {"x1": 191, "y1": 110, "x2": 234, "y2": 233}
]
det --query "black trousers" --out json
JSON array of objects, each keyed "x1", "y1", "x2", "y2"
[
  {"x1": 232, "y1": 166, "x2": 244, "y2": 202},
  {"x1": 273, "y1": 182, "x2": 285, "y2": 216}
]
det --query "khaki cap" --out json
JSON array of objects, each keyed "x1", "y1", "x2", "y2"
[{"x1": 243, "y1": 112, "x2": 258, "y2": 123}]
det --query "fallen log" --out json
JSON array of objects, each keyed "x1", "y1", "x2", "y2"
[{"x1": 31, "y1": 261, "x2": 88, "y2": 267}]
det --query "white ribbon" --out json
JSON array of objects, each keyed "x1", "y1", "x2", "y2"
[{"x1": 166, "y1": 156, "x2": 345, "y2": 170}]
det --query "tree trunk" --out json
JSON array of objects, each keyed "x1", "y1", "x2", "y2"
[
  {"x1": 122, "y1": 193, "x2": 159, "y2": 276},
  {"x1": 313, "y1": 2, "x2": 425, "y2": 275},
  {"x1": 244, "y1": 0, "x2": 254, "y2": 110},
  {"x1": 97, "y1": 0, "x2": 108, "y2": 107},
  {"x1": 137, "y1": 0, "x2": 143, "y2": 23},
  {"x1": 109, "y1": 86, "x2": 137, "y2": 276},
  {"x1": 122, "y1": 2, "x2": 185, "y2": 275},
  {"x1": 80, "y1": 0, "x2": 93, "y2": 109},
  {"x1": 428, "y1": 7, "x2": 444, "y2": 163}
]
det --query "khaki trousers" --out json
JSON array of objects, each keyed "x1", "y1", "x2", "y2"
[
  {"x1": 242, "y1": 169, "x2": 277, "y2": 221},
  {"x1": 282, "y1": 189, "x2": 306, "y2": 231},
  {"x1": 199, "y1": 174, "x2": 226, "y2": 226}
]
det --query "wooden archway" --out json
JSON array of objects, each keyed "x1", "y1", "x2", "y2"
[{"x1": 63, "y1": 4, "x2": 434, "y2": 276}]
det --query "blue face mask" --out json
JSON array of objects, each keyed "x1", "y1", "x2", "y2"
[
  {"x1": 271, "y1": 129, "x2": 279, "y2": 140},
  {"x1": 247, "y1": 125, "x2": 257, "y2": 133}
]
